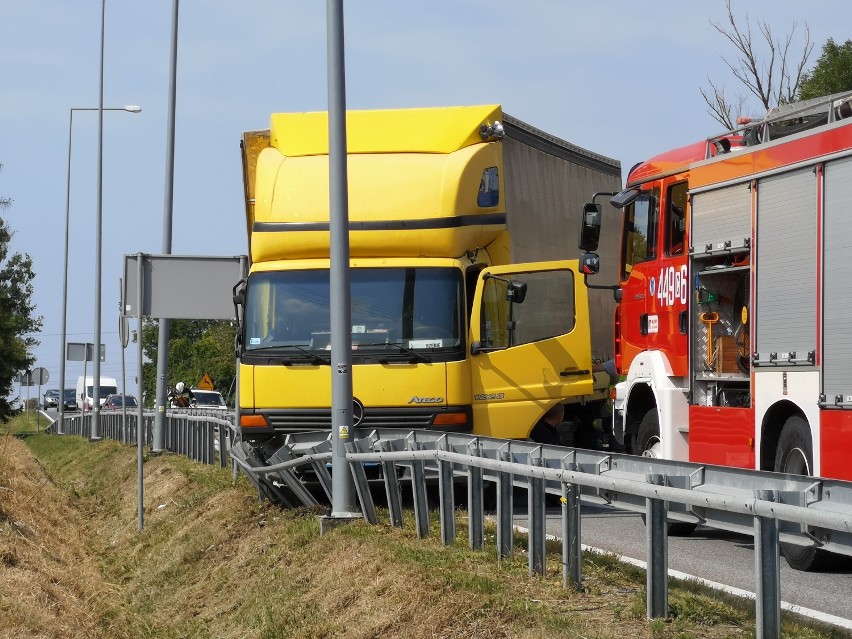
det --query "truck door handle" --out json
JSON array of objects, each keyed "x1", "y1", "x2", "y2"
[{"x1": 560, "y1": 369, "x2": 590, "y2": 377}]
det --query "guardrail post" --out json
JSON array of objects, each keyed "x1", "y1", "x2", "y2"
[
  {"x1": 381, "y1": 440, "x2": 404, "y2": 528},
  {"x1": 496, "y1": 449, "x2": 514, "y2": 561},
  {"x1": 309, "y1": 444, "x2": 334, "y2": 503},
  {"x1": 562, "y1": 460, "x2": 582, "y2": 590},
  {"x1": 645, "y1": 473, "x2": 668, "y2": 619},
  {"x1": 348, "y1": 441, "x2": 378, "y2": 525},
  {"x1": 438, "y1": 440, "x2": 456, "y2": 546},
  {"x1": 198, "y1": 420, "x2": 204, "y2": 461},
  {"x1": 754, "y1": 489, "x2": 781, "y2": 639},
  {"x1": 467, "y1": 441, "x2": 484, "y2": 551},
  {"x1": 220, "y1": 424, "x2": 232, "y2": 469},
  {"x1": 528, "y1": 453, "x2": 546, "y2": 576},
  {"x1": 410, "y1": 441, "x2": 430, "y2": 539},
  {"x1": 167, "y1": 414, "x2": 174, "y2": 452},
  {"x1": 194, "y1": 420, "x2": 200, "y2": 461},
  {"x1": 206, "y1": 421, "x2": 213, "y2": 464},
  {"x1": 189, "y1": 419, "x2": 196, "y2": 460}
]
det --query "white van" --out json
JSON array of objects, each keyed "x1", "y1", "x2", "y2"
[{"x1": 76, "y1": 376, "x2": 119, "y2": 411}]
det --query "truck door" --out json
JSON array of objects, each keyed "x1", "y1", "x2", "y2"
[
  {"x1": 468, "y1": 260, "x2": 594, "y2": 440},
  {"x1": 618, "y1": 186, "x2": 660, "y2": 367}
]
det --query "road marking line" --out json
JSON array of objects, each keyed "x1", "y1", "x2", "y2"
[{"x1": 513, "y1": 525, "x2": 852, "y2": 631}]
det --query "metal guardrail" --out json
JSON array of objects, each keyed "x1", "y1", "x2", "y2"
[
  {"x1": 49, "y1": 410, "x2": 236, "y2": 469},
  {"x1": 231, "y1": 428, "x2": 852, "y2": 638}
]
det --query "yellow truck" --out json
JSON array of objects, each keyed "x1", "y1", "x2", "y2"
[{"x1": 235, "y1": 105, "x2": 621, "y2": 449}]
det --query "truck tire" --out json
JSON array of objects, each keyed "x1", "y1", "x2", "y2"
[
  {"x1": 774, "y1": 416, "x2": 830, "y2": 572},
  {"x1": 636, "y1": 409, "x2": 662, "y2": 458},
  {"x1": 636, "y1": 408, "x2": 697, "y2": 536}
]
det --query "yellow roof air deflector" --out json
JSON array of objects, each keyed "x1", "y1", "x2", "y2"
[{"x1": 270, "y1": 105, "x2": 503, "y2": 157}]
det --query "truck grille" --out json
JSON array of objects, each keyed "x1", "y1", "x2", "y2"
[{"x1": 260, "y1": 407, "x2": 437, "y2": 431}]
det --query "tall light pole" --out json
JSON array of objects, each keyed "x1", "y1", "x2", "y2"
[
  {"x1": 91, "y1": 0, "x2": 111, "y2": 441},
  {"x1": 326, "y1": 0, "x2": 359, "y2": 523},
  {"x1": 59, "y1": 105, "x2": 141, "y2": 436},
  {"x1": 153, "y1": 0, "x2": 180, "y2": 454}
]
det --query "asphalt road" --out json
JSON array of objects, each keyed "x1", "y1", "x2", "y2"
[{"x1": 527, "y1": 503, "x2": 852, "y2": 625}]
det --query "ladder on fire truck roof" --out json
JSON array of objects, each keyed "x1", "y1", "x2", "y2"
[{"x1": 706, "y1": 90, "x2": 852, "y2": 158}]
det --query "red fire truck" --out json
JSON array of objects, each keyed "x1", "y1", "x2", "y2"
[{"x1": 579, "y1": 92, "x2": 852, "y2": 568}]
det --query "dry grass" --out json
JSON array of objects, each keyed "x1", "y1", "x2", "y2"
[{"x1": 1, "y1": 422, "x2": 849, "y2": 639}]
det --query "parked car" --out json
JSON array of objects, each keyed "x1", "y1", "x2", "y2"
[
  {"x1": 103, "y1": 394, "x2": 138, "y2": 410},
  {"x1": 62, "y1": 388, "x2": 77, "y2": 411},
  {"x1": 43, "y1": 389, "x2": 60, "y2": 410},
  {"x1": 191, "y1": 389, "x2": 228, "y2": 410}
]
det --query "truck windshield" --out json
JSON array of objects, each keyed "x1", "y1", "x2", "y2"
[{"x1": 243, "y1": 267, "x2": 464, "y2": 356}]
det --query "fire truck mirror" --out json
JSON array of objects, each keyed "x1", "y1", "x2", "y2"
[
  {"x1": 579, "y1": 202, "x2": 602, "y2": 251},
  {"x1": 609, "y1": 188, "x2": 640, "y2": 210}
]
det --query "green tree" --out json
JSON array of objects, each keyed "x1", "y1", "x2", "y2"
[
  {"x1": 799, "y1": 38, "x2": 852, "y2": 100},
  {"x1": 140, "y1": 319, "x2": 236, "y2": 406},
  {"x1": 0, "y1": 165, "x2": 43, "y2": 421}
]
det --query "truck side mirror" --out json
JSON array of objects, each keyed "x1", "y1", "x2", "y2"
[
  {"x1": 578, "y1": 203, "x2": 602, "y2": 251},
  {"x1": 232, "y1": 286, "x2": 246, "y2": 307},
  {"x1": 232, "y1": 279, "x2": 247, "y2": 338},
  {"x1": 580, "y1": 252, "x2": 600, "y2": 275},
  {"x1": 506, "y1": 280, "x2": 527, "y2": 304}
]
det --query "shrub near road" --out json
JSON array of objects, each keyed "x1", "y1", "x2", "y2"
[{"x1": 0, "y1": 419, "x2": 846, "y2": 638}]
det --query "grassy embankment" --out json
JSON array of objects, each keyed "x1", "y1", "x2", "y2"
[{"x1": 0, "y1": 412, "x2": 848, "y2": 638}]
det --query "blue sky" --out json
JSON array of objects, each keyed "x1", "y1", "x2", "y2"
[{"x1": 1, "y1": 1, "x2": 849, "y2": 396}]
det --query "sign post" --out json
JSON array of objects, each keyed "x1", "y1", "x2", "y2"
[
  {"x1": 31, "y1": 367, "x2": 48, "y2": 431},
  {"x1": 121, "y1": 253, "x2": 247, "y2": 531}
]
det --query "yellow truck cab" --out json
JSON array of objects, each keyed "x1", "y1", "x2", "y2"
[{"x1": 236, "y1": 105, "x2": 621, "y2": 448}]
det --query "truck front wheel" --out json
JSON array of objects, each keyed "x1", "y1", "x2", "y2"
[
  {"x1": 636, "y1": 408, "x2": 697, "y2": 536},
  {"x1": 636, "y1": 409, "x2": 662, "y2": 458},
  {"x1": 774, "y1": 416, "x2": 830, "y2": 571}
]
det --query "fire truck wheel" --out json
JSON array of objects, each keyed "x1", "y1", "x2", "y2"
[
  {"x1": 637, "y1": 409, "x2": 662, "y2": 458},
  {"x1": 637, "y1": 408, "x2": 698, "y2": 536},
  {"x1": 774, "y1": 416, "x2": 831, "y2": 571}
]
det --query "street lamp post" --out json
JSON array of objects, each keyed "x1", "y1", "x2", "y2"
[
  {"x1": 153, "y1": 0, "x2": 180, "y2": 454},
  {"x1": 58, "y1": 105, "x2": 140, "y2": 436},
  {"x1": 91, "y1": 0, "x2": 106, "y2": 442}
]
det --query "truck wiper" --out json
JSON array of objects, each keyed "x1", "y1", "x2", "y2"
[
  {"x1": 249, "y1": 344, "x2": 330, "y2": 366},
  {"x1": 359, "y1": 342, "x2": 431, "y2": 364}
]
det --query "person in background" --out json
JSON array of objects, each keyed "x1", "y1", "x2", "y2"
[
  {"x1": 593, "y1": 358, "x2": 617, "y2": 380},
  {"x1": 529, "y1": 402, "x2": 564, "y2": 445},
  {"x1": 168, "y1": 381, "x2": 195, "y2": 408}
]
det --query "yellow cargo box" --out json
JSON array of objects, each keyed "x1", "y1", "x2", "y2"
[{"x1": 243, "y1": 105, "x2": 508, "y2": 262}]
